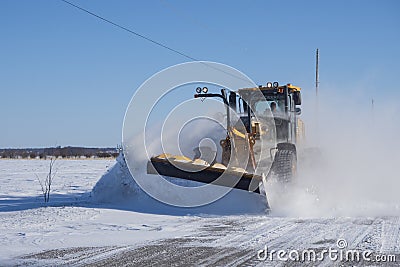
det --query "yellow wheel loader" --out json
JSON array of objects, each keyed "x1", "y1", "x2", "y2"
[{"x1": 147, "y1": 82, "x2": 304, "y2": 194}]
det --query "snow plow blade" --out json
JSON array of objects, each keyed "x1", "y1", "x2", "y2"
[{"x1": 147, "y1": 155, "x2": 262, "y2": 193}]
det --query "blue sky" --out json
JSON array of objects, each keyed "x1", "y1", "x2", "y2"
[{"x1": 1, "y1": 0, "x2": 399, "y2": 148}]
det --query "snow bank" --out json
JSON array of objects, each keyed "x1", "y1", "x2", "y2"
[{"x1": 91, "y1": 154, "x2": 267, "y2": 215}]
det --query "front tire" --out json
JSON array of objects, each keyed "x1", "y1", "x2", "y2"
[{"x1": 272, "y1": 149, "x2": 297, "y2": 183}]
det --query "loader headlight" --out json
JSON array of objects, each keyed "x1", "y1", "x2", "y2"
[
  {"x1": 196, "y1": 87, "x2": 202, "y2": 93},
  {"x1": 202, "y1": 87, "x2": 208, "y2": 93},
  {"x1": 266, "y1": 82, "x2": 273, "y2": 88},
  {"x1": 273, "y1": 82, "x2": 279, "y2": 88}
]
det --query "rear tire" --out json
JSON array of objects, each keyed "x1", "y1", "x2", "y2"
[{"x1": 272, "y1": 149, "x2": 297, "y2": 183}]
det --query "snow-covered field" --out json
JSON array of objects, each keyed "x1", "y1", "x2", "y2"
[{"x1": 1, "y1": 158, "x2": 399, "y2": 266}]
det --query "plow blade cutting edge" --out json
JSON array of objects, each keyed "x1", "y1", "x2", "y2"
[{"x1": 147, "y1": 156, "x2": 262, "y2": 193}]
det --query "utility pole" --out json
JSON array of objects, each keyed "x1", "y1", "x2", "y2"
[
  {"x1": 314, "y1": 48, "x2": 320, "y2": 145},
  {"x1": 316, "y1": 48, "x2": 319, "y2": 97}
]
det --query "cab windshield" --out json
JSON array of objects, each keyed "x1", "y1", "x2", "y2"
[{"x1": 253, "y1": 99, "x2": 285, "y2": 116}]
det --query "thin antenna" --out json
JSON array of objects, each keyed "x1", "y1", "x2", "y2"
[
  {"x1": 370, "y1": 98, "x2": 375, "y2": 125},
  {"x1": 315, "y1": 48, "x2": 319, "y2": 97}
]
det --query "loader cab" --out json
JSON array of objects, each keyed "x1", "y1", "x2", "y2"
[
  {"x1": 193, "y1": 82, "x2": 302, "y2": 147},
  {"x1": 237, "y1": 83, "x2": 302, "y2": 144}
]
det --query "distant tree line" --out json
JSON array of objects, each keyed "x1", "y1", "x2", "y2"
[{"x1": 0, "y1": 146, "x2": 120, "y2": 159}]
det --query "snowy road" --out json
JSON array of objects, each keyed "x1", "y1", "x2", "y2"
[
  {"x1": 17, "y1": 215, "x2": 400, "y2": 266},
  {"x1": 0, "y1": 159, "x2": 399, "y2": 266}
]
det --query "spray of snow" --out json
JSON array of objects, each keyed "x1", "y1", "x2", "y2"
[
  {"x1": 267, "y1": 89, "x2": 400, "y2": 217},
  {"x1": 92, "y1": 107, "x2": 268, "y2": 217}
]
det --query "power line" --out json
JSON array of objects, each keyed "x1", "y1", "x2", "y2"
[
  {"x1": 60, "y1": 0, "x2": 198, "y2": 61},
  {"x1": 59, "y1": 0, "x2": 251, "y2": 84}
]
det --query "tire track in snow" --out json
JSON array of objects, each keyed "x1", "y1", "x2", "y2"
[
  {"x1": 18, "y1": 246, "x2": 131, "y2": 267},
  {"x1": 17, "y1": 217, "x2": 400, "y2": 266},
  {"x1": 381, "y1": 217, "x2": 400, "y2": 254}
]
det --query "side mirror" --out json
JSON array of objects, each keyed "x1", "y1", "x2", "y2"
[
  {"x1": 229, "y1": 92, "x2": 237, "y2": 111},
  {"x1": 295, "y1": 107, "x2": 301, "y2": 115},
  {"x1": 293, "y1": 91, "x2": 302, "y2": 105}
]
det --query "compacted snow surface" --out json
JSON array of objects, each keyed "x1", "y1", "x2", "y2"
[{"x1": 0, "y1": 157, "x2": 399, "y2": 266}]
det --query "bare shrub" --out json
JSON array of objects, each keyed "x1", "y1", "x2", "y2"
[{"x1": 36, "y1": 158, "x2": 57, "y2": 203}]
